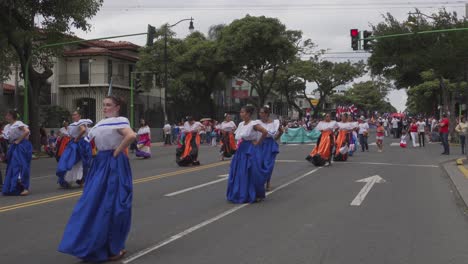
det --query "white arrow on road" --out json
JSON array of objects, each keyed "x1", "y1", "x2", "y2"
[{"x1": 350, "y1": 175, "x2": 386, "y2": 206}]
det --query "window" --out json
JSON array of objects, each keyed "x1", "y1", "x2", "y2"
[
  {"x1": 108, "y1": 60, "x2": 113, "y2": 83},
  {"x1": 118, "y1": 64, "x2": 124, "y2": 77},
  {"x1": 79, "y1": 59, "x2": 89, "y2": 84}
]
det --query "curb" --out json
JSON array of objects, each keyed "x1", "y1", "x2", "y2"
[
  {"x1": 441, "y1": 159, "x2": 468, "y2": 211},
  {"x1": 456, "y1": 158, "x2": 468, "y2": 178}
]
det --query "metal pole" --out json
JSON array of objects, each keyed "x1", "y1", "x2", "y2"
[
  {"x1": 130, "y1": 72, "x2": 134, "y2": 129},
  {"x1": 88, "y1": 59, "x2": 91, "y2": 119},
  {"x1": 164, "y1": 27, "x2": 168, "y2": 122}
]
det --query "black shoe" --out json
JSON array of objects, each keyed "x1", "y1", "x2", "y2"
[{"x1": 192, "y1": 161, "x2": 200, "y2": 166}]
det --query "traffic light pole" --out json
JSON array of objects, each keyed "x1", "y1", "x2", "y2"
[
  {"x1": 23, "y1": 32, "x2": 147, "y2": 124},
  {"x1": 360, "y1": 27, "x2": 468, "y2": 42}
]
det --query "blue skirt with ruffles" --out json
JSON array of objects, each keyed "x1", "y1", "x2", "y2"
[
  {"x1": 2, "y1": 140, "x2": 32, "y2": 195},
  {"x1": 58, "y1": 150, "x2": 133, "y2": 262},
  {"x1": 226, "y1": 140, "x2": 265, "y2": 203},
  {"x1": 56, "y1": 138, "x2": 92, "y2": 186}
]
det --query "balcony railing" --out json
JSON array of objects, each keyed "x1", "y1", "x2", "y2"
[{"x1": 59, "y1": 74, "x2": 130, "y2": 87}]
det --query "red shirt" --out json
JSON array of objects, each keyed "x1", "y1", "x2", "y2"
[
  {"x1": 410, "y1": 124, "x2": 418, "y2": 133},
  {"x1": 440, "y1": 118, "x2": 449, "y2": 133}
]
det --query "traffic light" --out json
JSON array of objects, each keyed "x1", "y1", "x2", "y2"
[
  {"x1": 147, "y1": 24, "x2": 156, "y2": 46},
  {"x1": 350, "y1": 29, "x2": 359, "y2": 51},
  {"x1": 363, "y1": 30, "x2": 373, "y2": 50},
  {"x1": 134, "y1": 73, "x2": 143, "y2": 94}
]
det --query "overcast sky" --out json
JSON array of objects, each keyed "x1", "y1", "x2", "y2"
[{"x1": 72, "y1": 0, "x2": 468, "y2": 112}]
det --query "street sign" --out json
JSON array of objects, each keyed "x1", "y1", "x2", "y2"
[{"x1": 310, "y1": 99, "x2": 319, "y2": 107}]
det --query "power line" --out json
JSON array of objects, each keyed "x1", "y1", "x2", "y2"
[{"x1": 101, "y1": 2, "x2": 465, "y2": 11}]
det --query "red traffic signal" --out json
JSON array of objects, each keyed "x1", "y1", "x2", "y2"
[{"x1": 350, "y1": 29, "x2": 359, "y2": 51}]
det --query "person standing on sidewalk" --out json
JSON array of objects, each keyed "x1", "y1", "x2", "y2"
[
  {"x1": 439, "y1": 114, "x2": 450, "y2": 155},
  {"x1": 391, "y1": 117, "x2": 399, "y2": 138},
  {"x1": 383, "y1": 117, "x2": 389, "y2": 137},
  {"x1": 358, "y1": 116, "x2": 369, "y2": 152},
  {"x1": 409, "y1": 119, "x2": 418, "y2": 147},
  {"x1": 163, "y1": 121, "x2": 172, "y2": 145},
  {"x1": 455, "y1": 116, "x2": 467, "y2": 155},
  {"x1": 416, "y1": 117, "x2": 426, "y2": 147}
]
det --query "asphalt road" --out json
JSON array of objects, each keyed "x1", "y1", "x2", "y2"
[{"x1": 1, "y1": 136, "x2": 468, "y2": 264}]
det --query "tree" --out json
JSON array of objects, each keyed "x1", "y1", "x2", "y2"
[
  {"x1": 0, "y1": 0, "x2": 103, "y2": 150},
  {"x1": 137, "y1": 28, "x2": 233, "y2": 120},
  {"x1": 217, "y1": 15, "x2": 303, "y2": 107},
  {"x1": 368, "y1": 8, "x2": 468, "y2": 120},
  {"x1": 406, "y1": 70, "x2": 468, "y2": 116},
  {"x1": 301, "y1": 58, "x2": 366, "y2": 116}
]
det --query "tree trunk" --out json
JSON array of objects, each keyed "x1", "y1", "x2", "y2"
[{"x1": 29, "y1": 75, "x2": 41, "y2": 151}]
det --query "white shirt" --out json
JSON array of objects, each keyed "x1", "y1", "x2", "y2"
[
  {"x1": 257, "y1": 119, "x2": 280, "y2": 138},
  {"x1": 163, "y1": 124, "x2": 171, "y2": 134},
  {"x1": 183, "y1": 121, "x2": 203, "y2": 133},
  {"x1": 383, "y1": 118, "x2": 389, "y2": 127},
  {"x1": 220, "y1": 121, "x2": 237, "y2": 132},
  {"x1": 137, "y1": 126, "x2": 151, "y2": 135},
  {"x1": 392, "y1": 119, "x2": 399, "y2": 128},
  {"x1": 68, "y1": 119, "x2": 92, "y2": 138},
  {"x1": 358, "y1": 123, "x2": 369, "y2": 134},
  {"x1": 416, "y1": 121, "x2": 426, "y2": 133},
  {"x1": 2, "y1": 121, "x2": 29, "y2": 143},
  {"x1": 86, "y1": 117, "x2": 130, "y2": 151},
  {"x1": 315, "y1": 121, "x2": 338, "y2": 131},
  {"x1": 235, "y1": 120, "x2": 260, "y2": 141},
  {"x1": 59, "y1": 127, "x2": 70, "y2": 136},
  {"x1": 337, "y1": 122, "x2": 354, "y2": 131}
]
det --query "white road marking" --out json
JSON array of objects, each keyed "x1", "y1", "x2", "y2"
[
  {"x1": 123, "y1": 168, "x2": 321, "y2": 263},
  {"x1": 341, "y1": 161, "x2": 439, "y2": 168},
  {"x1": 165, "y1": 177, "x2": 228, "y2": 197},
  {"x1": 350, "y1": 175, "x2": 386, "y2": 206},
  {"x1": 218, "y1": 174, "x2": 229, "y2": 177},
  {"x1": 276, "y1": 160, "x2": 306, "y2": 163},
  {"x1": 369, "y1": 142, "x2": 377, "y2": 146},
  {"x1": 390, "y1": 142, "x2": 400, "y2": 146}
]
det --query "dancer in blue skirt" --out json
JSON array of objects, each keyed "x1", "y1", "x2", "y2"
[
  {"x1": 226, "y1": 105, "x2": 268, "y2": 204},
  {"x1": 58, "y1": 95, "x2": 136, "y2": 262},
  {"x1": 1, "y1": 110, "x2": 32, "y2": 196},
  {"x1": 56, "y1": 110, "x2": 93, "y2": 188},
  {"x1": 256, "y1": 105, "x2": 283, "y2": 191}
]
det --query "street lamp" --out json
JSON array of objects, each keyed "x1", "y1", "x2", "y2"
[{"x1": 164, "y1": 17, "x2": 194, "y2": 122}]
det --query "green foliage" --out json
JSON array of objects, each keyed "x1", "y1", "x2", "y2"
[
  {"x1": 0, "y1": 0, "x2": 103, "y2": 149},
  {"x1": 216, "y1": 15, "x2": 307, "y2": 106},
  {"x1": 39, "y1": 105, "x2": 71, "y2": 128},
  {"x1": 369, "y1": 9, "x2": 468, "y2": 88},
  {"x1": 331, "y1": 81, "x2": 396, "y2": 113}
]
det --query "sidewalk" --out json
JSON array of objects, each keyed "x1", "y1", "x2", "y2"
[{"x1": 443, "y1": 157, "x2": 468, "y2": 208}]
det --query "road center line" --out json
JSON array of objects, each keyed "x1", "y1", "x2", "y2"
[
  {"x1": 123, "y1": 167, "x2": 321, "y2": 263},
  {"x1": 0, "y1": 161, "x2": 229, "y2": 213},
  {"x1": 338, "y1": 161, "x2": 439, "y2": 168},
  {"x1": 165, "y1": 177, "x2": 228, "y2": 197}
]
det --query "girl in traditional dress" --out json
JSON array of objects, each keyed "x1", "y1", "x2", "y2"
[
  {"x1": 256, "y1": 105, "x2": 283, "y2": 191},
  {"x1": 334, "y1": 114, "x2": 350, "y2": 161},
  {"x1": 55, "y1": 121, "x2": 70, "y2": 162},
  {"x1": 347, "y1": 115, "x2": 358, "y2": 156},
  {"x1": 227, "y1": 105, "x2": 268, "y2": 204},
  {"x1": 176, "y1": 116, "x2": 204, "y2": 166},
  {"x1": 56, "y1": 111, "x2": 93, "y2": 188},
  {"x1": 1, "y1": 110, "x2": 32, "y2": 196},
  {"x1": 306, "y1": 113, "x2": 337, "y2": 167},
  {"x1": 136, "y1": 118, "x2": 151, "y2": 159},
  {"x1": 219, "y1": 113, "x2": 237, "y2": 160},
  {"x1": 58, "y1": 95, "x2": 136, "y2": 262}
]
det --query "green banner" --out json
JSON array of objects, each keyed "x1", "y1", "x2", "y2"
[{"x1": 280, "y1": 127, "x2": 321, "y2": 144}]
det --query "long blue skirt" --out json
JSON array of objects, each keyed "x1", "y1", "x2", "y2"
[
  {"x1": 56, "y1": 138, "x2": 92, "y2": 186},
  {"x1": 2, "y1": 140, "x2": 32, "y2": 195},
  {"x1": 255, "y1": 138, "x2": 279, "y2": 184},
  {"x1": 226, "y1": 141, "x2": 265, "y2": 204},
  {"x1": 58, "y1": 151, "x2": 133, "y2": 262}
]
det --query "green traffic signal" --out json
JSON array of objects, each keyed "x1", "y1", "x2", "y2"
[{"x1": 363, "y1": 30, "x2": 373, "y2": 50}]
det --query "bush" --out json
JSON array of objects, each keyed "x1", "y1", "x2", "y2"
[{"x1": 40, "y1": 105, "x2": 70, "y2": 128}]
